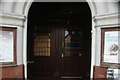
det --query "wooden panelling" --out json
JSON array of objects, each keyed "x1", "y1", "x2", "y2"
[{"x1": 62, "y1": 58, "x2": 88, "y2": 77}]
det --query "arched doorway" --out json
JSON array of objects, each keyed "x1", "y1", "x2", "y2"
[{"x1": 27, "y1": 2, "x2": 91, "y2": 80}]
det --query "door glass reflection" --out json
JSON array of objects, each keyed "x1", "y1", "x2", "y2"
[{"x1": 64, "y1": 28, "x2": 83, "y2": 57}]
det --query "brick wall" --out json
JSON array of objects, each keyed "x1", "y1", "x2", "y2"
[{"x1": 0, "y1": 64, "x2": 24, "y2": 79}]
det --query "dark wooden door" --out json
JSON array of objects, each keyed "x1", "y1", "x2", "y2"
[
  {"x1": 60, "y1": 26, "x2": 90, "y2": 78},
  {"x1": 27, "y1": 26, "x2": 57, "y2": 79},
  {"x1": 27, "y1": 25, "x2": 90, "y2": 80}
]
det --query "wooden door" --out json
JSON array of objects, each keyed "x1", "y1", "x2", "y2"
[
  {"x1": 60, "y1": 26, "x2": 90, "y2": 79},
  {"x1": 27, "y1": 25, "x2": 90, "y2": 80},
  {"x1": 27, "y1": 26, "x2": 58, "y2": 79}
]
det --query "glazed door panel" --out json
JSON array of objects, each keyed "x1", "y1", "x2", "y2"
[
  {"x1": 60, "y1": 26, "x2": 89, "y2": 78},
  {"x1": 27, "y1": 26, "x2": 57, "y2": 78},
  {"x1": 27, "y1": 26, "x2": 90, "y2": 79}
]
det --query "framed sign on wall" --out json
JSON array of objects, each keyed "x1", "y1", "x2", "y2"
[
  {"x1": 0, "y1": 27, "x2": 17, "y2": 65},
  {"x1": 101, "y1": 27, "x2": 120, "y2": 68}
]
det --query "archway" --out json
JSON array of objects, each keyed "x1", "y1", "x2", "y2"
[{"x1": 27, "y1": 2, "x2": 92, "y2": 80}]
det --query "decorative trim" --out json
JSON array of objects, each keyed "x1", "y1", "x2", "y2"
[
  {"x1": 93, "y1": 12, "x2": 120, "y2": 28},
  {"x1": 0, "y1": 23, "x2": 24, "y2": 27},
  {"x1": 0, "y1": 24, "x2": 22, "y2": 28},
  {"x1": 0, "y1": 11, "x2": 25, "y2": 20},
  {"x1": 0, "y1": 11, "x2": 25, "y2": 27},
  {"x1": 93, "y1": 12, "x2": 120, "y2": 20},
  {"x1": 95, "y1": 24, "x2": 120, "y2": 28}
]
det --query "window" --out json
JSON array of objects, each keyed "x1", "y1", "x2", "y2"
[
  {"x1": 0, "y1": 27, "x2": 17, "y2": 65},
  {"x1": 64, "y1": 28, "x2": 83, "y2": 57},
  {"x1": 101, "y1": 27, "x2": 120, "y2": 68},
  {"x1": 33, "y1": 33, "x2": 51, "y2": 56}
]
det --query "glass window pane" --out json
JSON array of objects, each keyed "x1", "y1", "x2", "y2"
[
  {"x1": 0, "y1": 31, "x2": 14, "y2": 62},
  {"x1": 64, "y1": 28, "x2": 83, "y2": 57},
  {"x1": 33, "y1": 33, "x2": 51, "y2": 56}
]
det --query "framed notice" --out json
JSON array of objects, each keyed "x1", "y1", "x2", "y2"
[
  {"x1": 101, "y1": 27, "x2": 120, "y2": 68},
  {"x1": 0, "y1": 27, "x2": 17, "y2": 65}
]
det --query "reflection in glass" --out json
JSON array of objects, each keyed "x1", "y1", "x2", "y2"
[
  {"x1": 64, "y1": 29, "x2": 83, "y2": 56},
  {"x1": 0, "y1": 31, "x2": 14, "y2": 62}
]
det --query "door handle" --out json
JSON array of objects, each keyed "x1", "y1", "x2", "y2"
[
  {"x1": 62, "y1": 42, "x2": 64, "y2": 48},
  {"x1": 62, "y1": 54, "x2": 64, "y2": 58},
  {"x1": 27, "y1": 61, "x2": 34, "y2": 64}
]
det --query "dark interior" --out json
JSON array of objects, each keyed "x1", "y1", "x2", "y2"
[
  {"x1": 28, "y1": 2, "x2": 91, "y2": 26},
  {"x1": 27, "y1": 2, "x2": 91, "y2": 80}
]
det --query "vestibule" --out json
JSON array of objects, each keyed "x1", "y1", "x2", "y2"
[
  {"x1": 0, "y1": 0, "x2": 119, "y2": 79},
  {"x1": 27, "y1": 2, "x2": 91, "y2": 79}
]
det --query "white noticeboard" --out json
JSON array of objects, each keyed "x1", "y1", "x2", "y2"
[
  {"x1": 104, "y1": 31, "x2": 120, "y2": 64},
  {"x1": 0, "y1": 30, "x2": 14, "y2": 62}
]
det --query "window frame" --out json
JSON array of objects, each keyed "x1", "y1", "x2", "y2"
[
  {"x1": 0, "y1": 27, "x2": 17, "y2": 66},
  {"x1": 101, "y1": 27, "x2": 120, "y2": 68}
]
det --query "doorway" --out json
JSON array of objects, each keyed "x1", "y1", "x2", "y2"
[{"x1": 27, "y1": 2, "x2": 91, "y2": 80}]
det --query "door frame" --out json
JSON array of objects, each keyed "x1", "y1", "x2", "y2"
[{"x1": 23, "y1": 1, "x2": 96, "y2": 78}]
